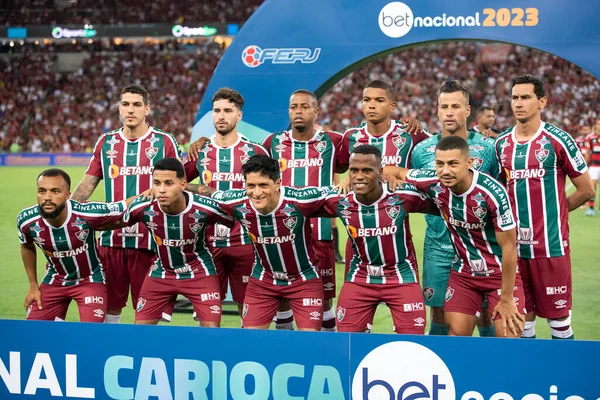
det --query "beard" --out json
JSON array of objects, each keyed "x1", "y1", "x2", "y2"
[
  {"x1": 40, "y1": 202, "x2": 66, "y2": 219},
  {"x1": 215, "y1": 122, "x2": 236, "y2": 135}
]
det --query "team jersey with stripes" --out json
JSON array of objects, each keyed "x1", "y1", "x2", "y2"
[
  {"x1": 496, "y1": 122, "x2": 588, "y2": 258},
  {"x1": 411, "y1": 131, "x2": 500, "y2": 264},
  {"x1": 85, "y1": 126, "x2": 181, "y2": 250},
  {"x1": 263, "y1": 130, "x2": 343, "y2": 241},
  {"x1": 17, "y1": 199, "x2": 127, "y2": 286},
  {"x1": 183, "y1": 135, "x2": 268, "y2": 247},
  {"x1": 323, "y1": 184, "x2": 431, "y2": 284},
  {"x1": 123, "y1": 192, "x2": 233, "y2": 279},
  {"x1": 585, "y1": 132, "x2": 600, "y2": 166},
  {"x1": 338, "y1": 120, "x2": 430, "y2": 169},
  {"x1": 576, "y1": 135, "x2": 590, "y2": 156},
  {"x1": 406, "y1": 169, "x2": 516, "y2": 277},
  {"x1": 212, "y1": 186, "x2": 333, "y2": 285}
]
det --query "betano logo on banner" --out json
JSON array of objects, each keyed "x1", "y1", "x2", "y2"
[{"x1": 378, "y1": 2, "x2": 540, "y2": 38}]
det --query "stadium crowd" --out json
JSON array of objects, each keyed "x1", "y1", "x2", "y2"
[
  {"x1": 1, "y1": 40, "x2": 599, "y2": 153},
  {"x1": 1, "y1": 0, "x2": 262, "y2": 25}
]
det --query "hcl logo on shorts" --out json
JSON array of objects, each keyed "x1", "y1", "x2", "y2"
[
  {"x1": 242, "y1": 45, "x2": 320, "y2": 68},
  {"x1": 353, "y1": 341, "x2": 456, "y2": 399}
]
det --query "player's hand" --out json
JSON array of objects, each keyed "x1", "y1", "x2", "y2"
[
  {"x1": 187, "y1": 136, "x2": 210, "y2": 161},
  {"x1": 337, "y1": 176, "x2": 351, "y2": 196},
  {"x1": 401, "y1": 116, "x2": 424, "y2": 135},
  {"x1": 380, "y1": 172, "x2": 401, "y2": 190},
  {"x1": 492, "y1": 297, "x2": 524, "y2": 337},
  {"x1": 140, "y1": 187, "x2": 156, "y2": 202},
  {"x1": 482, "y1": 129, "x2": 498, "y2": 140},
  {"x1": 24, "y1": 286, "x2": 42, "y2": 310}
]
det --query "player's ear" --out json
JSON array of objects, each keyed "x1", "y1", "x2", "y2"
[
  {"x1": 237, "y1": 110, "x2": 242, "y2": 122},
  {"x1": 538, "y1": 96, "x2": 548, "y2": 110},
  {"x1": 145, "y1": 103, "x2": 151, "y2": 116},
  {"x1": 466, "y1": 104, "x2": 471, "y2": 118}
]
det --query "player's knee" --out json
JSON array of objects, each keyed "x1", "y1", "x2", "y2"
[
  {"x1": 430, "y1": 307, "x2": 445, "y2": 324},
  {"x1": 548, "y1": 315, "x2": 574, "y2": 339}
]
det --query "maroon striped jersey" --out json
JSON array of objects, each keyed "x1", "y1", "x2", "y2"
[
  {"x1": 17, "y1": 199, "x2": 127, "y2": 286},
  {"x1": 124, "y1": 192, "x2": 234, "y2": 280},
  {"x1": 85, "y1": 126, "x2": 181, "y2": 250},
  {"x1": 263, "y1": 129, "x2": 344, "y2": 240},
  {"x1": 322, "y1": 184, "x2": 432, "y2": 284},
  {"x1": 406, "y1": 169, "x2": 517, "y2": 277},
  {"x1": 212, "y1": 186, "x2": 334, "y2": 285},
  {"x1": 496, "y1": 123, "x2": 588, "y2": 258},
  {"x1": 183, "y1": 135, "x2": 268, "y2": 248}
]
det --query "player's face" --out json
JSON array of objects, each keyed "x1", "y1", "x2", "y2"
[
  {"x1": 153, "y1": 170, "x2": 186, "y2": 208},
  {"x1": 438, "y1": 91, "x2": 471, "y2": 134},
  {"x1": 362, "y1": 88, "x2": 396, "y2": 125},
  {"x1": 580, "y1": 126, "x2": 592, "y2": 137},
  {"x1": 119, "y1": 93, "x2": 150, "y2": 129},
  {"x1": 595, "y1": 120, "x2": 600, "y2": 133},
  {"x1": 511, "y1": 84, "x2": 547, "y2": 124},
  {"x1": 213, "y1": 99, "x2": 242, "y2": 135},
  {"x1": 435, "y1": 149, "x2": 472, "y2": 189},
  {"x1": 479, "y1": 110, "x2": 495, "y2": 129},
  {"x1": 37, "y1": 175, "x2": 70, "y2": 219},
  {"x1": 349, "y1": 153, "x2": 382, "y2": 195},
  {"x1": 245, "y1": 172, "x2": 281, "y2": 213},
  {"x1": 289, "y1": 93, "x2": 318, "y2": 133}
]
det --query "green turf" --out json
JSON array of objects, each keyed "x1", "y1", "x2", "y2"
[{"x1": 1, "y1": 167, "x2": 598, "y2": 339}]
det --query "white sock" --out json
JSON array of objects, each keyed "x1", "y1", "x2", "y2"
[
  {"x1": 275, "y1": 310, "x2": 294, "y2": 330},
  {"x1": 521, "y1": 320, "x2": 536, "y2": 338},
  {"x1": 104, "y1": 314, "x2": 121, "y2": 324},
  {"x1": 321, "y1": 308, "x2": 336, "y2": 332}
]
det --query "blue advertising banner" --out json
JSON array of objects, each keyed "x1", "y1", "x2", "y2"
[
  {"x1": 1, "y1": 319, "x2": 598, "y2": 399},
  {"x1": 193, "y1": 0, "x2": 600, "y2": 143},
  {"x1": 0, "y1": 153, "x2": 91, "y2": 167}
]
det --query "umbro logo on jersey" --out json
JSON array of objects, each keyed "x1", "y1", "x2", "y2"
[
  {"x1": 275, "y1": 144, "x2": 287, "y2": 152},
  {"x1": 33, "y1": 236, "x2": 45, "y2": 245},
  {"x1": 106, "y1": 149, "x2": 118, "y2": 159},
  {"x1": 146, "y1": 222, "x2": 158, "y2": 230}
]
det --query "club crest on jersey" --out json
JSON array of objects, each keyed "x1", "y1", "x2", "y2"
[
  {"x1": 144, "y1": 209, "x2": 158, "y2": 217},
  {"x1": 314, "y1": 141, "x2": 327, "y2": 153},
  {"x1": 519, "y1": 227, "x2": 533, "y2": 241},
  {"x1": 445, "y1": 287, "x2": 455, "y2": 302},
  {"x1": 535, "y1": 148, "x2": 549, "y2": 163},
  {"x1": 393, "y1": 136, "x2": 406, "y2": 149},
  {"x1": 242, "y1": 303, "x2": 249, "y2": 318},
  {"x1": 386, "y1": 205, "x2": 401, "y2": 220},
  {"x1": 240, "y1": 155, "x2": 250, "y2": 164},
  {"x1": 472, "y1": 206, "x2": 487, "y2": 220},
  {"x1": 106, "y1": 137, "x2": 120, "y2": 146},
  {"x1": 137, "y1": 297, "x2": 146, "y2": 312},
  {"x1": 284, "y1": 217, "x2": 298, "y2": 230},
  {"x1": 336, "y1": 306, "x2": 346, "y2": 322},
  {"x1": 75, "y1": 229, "x2": 89, "y2": 242},
  {"x1": 470, "y1": 259, "x2": 486, "y2": 273},
  {"x1": 30, "y1": 223, "x2": 44, "y2": 234},
  {"x1": 423, "y1": 286, "x2": 434, "y2": 301},
  {"x1": 145, "y1": 147, "x2": 158, "y2": 160},
  {"x1": 190, "y1": 222, "x2": 204, "y2": 234},
  {"x1": 471, "y1": 157, "x2": 483, "y2": 170},
  {"x1": 282, "y1": 204, "x2": 295, "y2": 216}
]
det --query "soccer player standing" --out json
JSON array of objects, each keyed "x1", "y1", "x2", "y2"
[
  {"x1": 184, "y1": 88, "x2": 268, "y2": 318},
  {"x1": 124, "y1": 158, "x2": 234, "y2": 326},
  {"x1": 17, "y1": 169, "x2": 128, "y2": 322},
  {"x1": 411, "y1": 81, "x2": 498, "y2": 337},
  {"x1": 262, "y1": 89, "x2": 343, "y2": 331},
  {"x1": 496, "y1": 75, "x2": 594, "y2": 339},
  {"x1": 71, "y1": 84, "x2": 181, "y2": 323},
  {"x1": 584, "y1": 119, "x2": 600, "y2": 216}
]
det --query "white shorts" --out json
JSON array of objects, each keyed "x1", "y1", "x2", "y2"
[{"x1": 589, "y1": 166, "x2": 600, "y2": 181}]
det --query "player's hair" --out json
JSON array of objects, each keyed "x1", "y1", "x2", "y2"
[
  {"x1": 512, "y1": 75, "x2": 546, "y2": 99},
  {"x1": 436, "y1": 135, "x2": 470, "y2": 157},
  {"x1": 351, "y1": 144, "x2": 382, "y2": 166},
  {"x1": 153, "y1": 158, "x2": 185, "y2": 179},
  {"x1": 38, "y1": 168, "x2": 71, "y2": 190},
  {"x1": 477, "y1": 106, "x2": 494, "y2": 115},
  {"x1": 438, "y1": 80, "x2": 470, "y2": 104},
  {"x1": 212, "y1": 88, "x2": 245, "y2": 110},
  {"x1": 121, "y1": 84, "x2": 149, "y2": 105},
  {"x1": 242, "y1": 155, "x2": 280, "y2": 182},
  {"x1": 364, "y1": 80, "x2": 395, "y2": 102},
  {"x1": 291, "y1": 89, "x2": 318, "y2": 108}
]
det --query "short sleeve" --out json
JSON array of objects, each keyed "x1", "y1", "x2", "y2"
[
  {"x1": 396, "y1": 183, "x2": 432, "y2": 213},
  {"x1": 79, "y1": 201, "x2": 127, "y2": 229},
  {"x1": 85, "y1": 135, "x2": 105, "y2": 178},
  {"x1": 404, "y1": 169, "x2": 439, "y2": 193}
]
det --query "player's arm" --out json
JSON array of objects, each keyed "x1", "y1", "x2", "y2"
[
  {"x1": 71, "y1": 174, "x2": 101, "y2": 202},
  {"x1": 20, "y1": 242, "x2": 42, "y2": 310},
  {"x1": 383, "y1": 165, "x2": 410, "y2": 181},
  {"x1": 567, "y1": 172, "x2": 595, "y2": 211},
  {"x1": 493, "y1": 228, "x2": 524, "y2": 336},
  {"x1": 187, "y1": 184, "x2": 216, "y2": 197}
]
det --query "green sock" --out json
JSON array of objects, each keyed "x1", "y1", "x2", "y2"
[
  {"x1": 477, "y1": 325, "x2": 496, "y2": 337},
  {"x1": 429, "y1": 322, "x2": 448, "y2": 335}
]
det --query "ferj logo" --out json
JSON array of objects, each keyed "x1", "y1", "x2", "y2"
[{"x1": 242, "y1": 45, "x2": 321, "y2": 68}]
